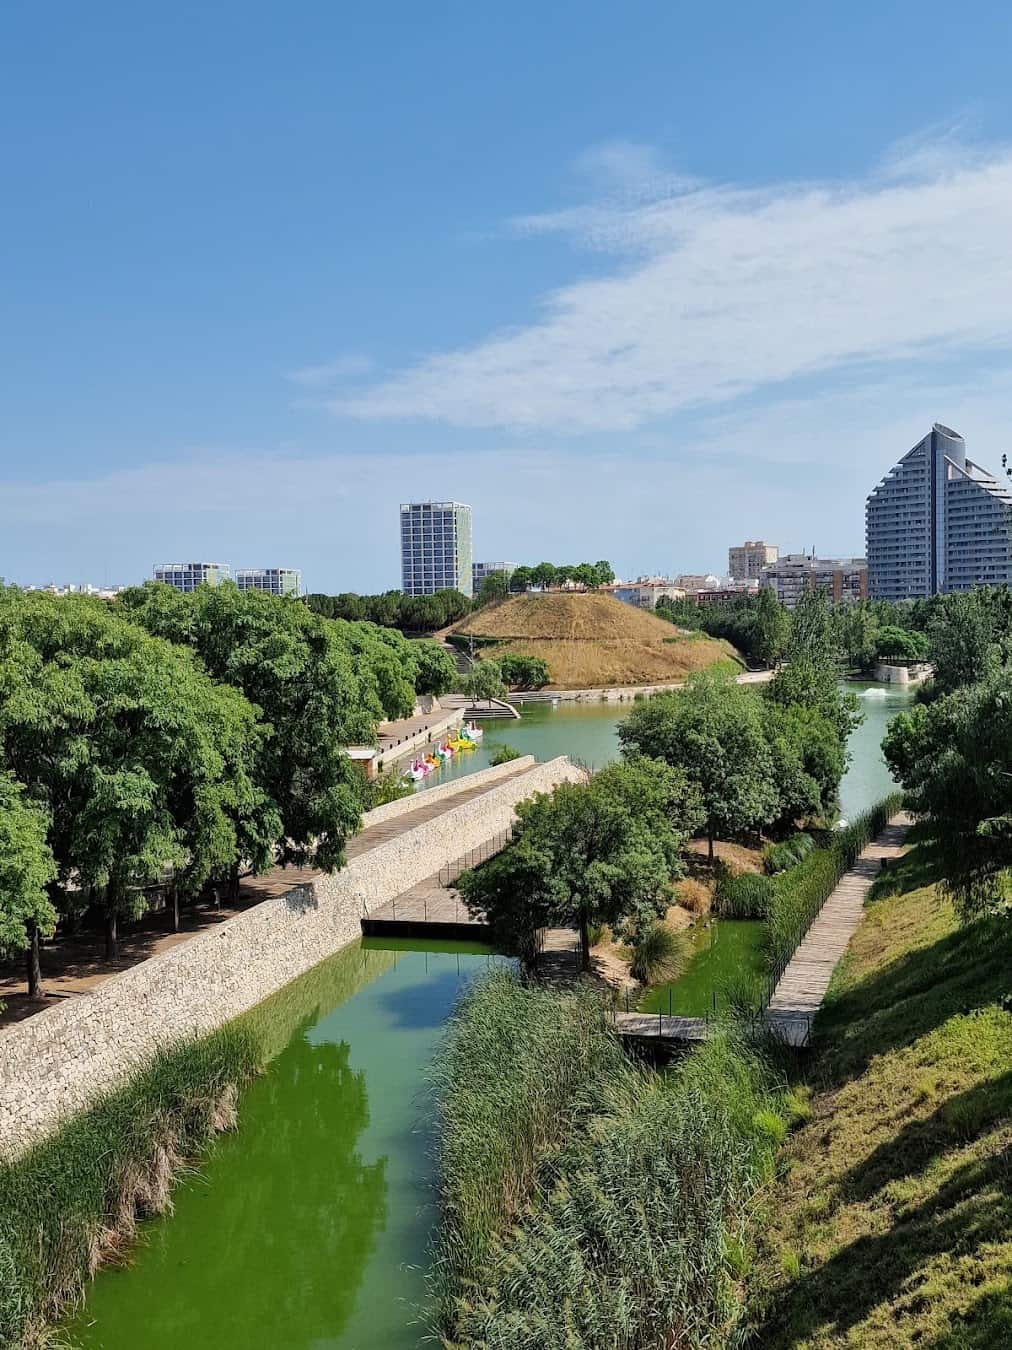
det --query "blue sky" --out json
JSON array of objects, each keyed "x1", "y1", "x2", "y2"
[{"x1": 6, "y1": 1, "x2": 1012, "y2": 590}]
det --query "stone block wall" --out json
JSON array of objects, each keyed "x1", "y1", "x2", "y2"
[
  {"x1": 0, "y1": 756, "x2": 583, "y2": 1161},
  {"x1": 362, "y1": 756, "x2": 535, "y2": 827}
]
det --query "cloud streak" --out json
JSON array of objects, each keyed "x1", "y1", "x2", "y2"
[{"x1": 332, "y1": 139, "x2": 1012, "y2": 432}]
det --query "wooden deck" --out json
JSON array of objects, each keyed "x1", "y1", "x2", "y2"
[{"x1": 766, "y1": 814, "x2": 911, "y2": 1021}]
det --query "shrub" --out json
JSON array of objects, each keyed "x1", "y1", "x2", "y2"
[
  {"x1": 489, "y1": 742, "x2": 522, "y2": 766},
  {"x1": 364, "y1": 768, "x2": 415, "y2": 808},
  {"x1": 714, "y1": 865, "x2": 775, "y2": 919},
  {"x1": 629, "y1": 922, "x2": 690, "y2": 985},
  {"x1": 677, "y1": 877, "x2": 712, "y2": 916},
  {"x1": 497, "y1": 653, "x2": 551, "y2": 690},
  {"x1": 764, "y1": 832, "x2": 815, "y2": 875}
]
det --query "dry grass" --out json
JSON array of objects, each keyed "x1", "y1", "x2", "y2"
[
  {"x1": 453, "y1": 593, "x2": 741, "y2": 689},
  {"x1": 687, "y1": 838, "x2": 765, "y2": 873},
  {"x1": 757, "y1": 859, "x2": 1012, "y2": 1349},
  {"x1": 675, "y1": 878, "x2": 713, "y2": 917}
]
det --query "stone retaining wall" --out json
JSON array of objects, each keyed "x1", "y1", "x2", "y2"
[
  {"x1": 0, "y1": 756, "x2": 583, "y2": 1161},
  {"x1": 362, "y1": 756, "x2": 535, "y2": 827}
]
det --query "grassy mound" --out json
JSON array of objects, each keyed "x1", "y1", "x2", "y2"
[
  {"x1": 453, "y1": 593, "x2": 741, "y2": 688},
  {"x1": 757, "y1": 852, "x2": 1012, "y2": 1348}
]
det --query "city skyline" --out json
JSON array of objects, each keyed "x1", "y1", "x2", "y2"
[{"x1": 7, "y1": 6, "x2": 1012, "y2": 590}]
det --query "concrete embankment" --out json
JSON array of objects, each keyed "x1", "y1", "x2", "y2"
[{"x1": 0, "y1": 756, "x2": 582, "y2": 1162}]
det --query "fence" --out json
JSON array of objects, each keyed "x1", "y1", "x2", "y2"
[{"x1": 438, "y1": 828, "x2": 514, "y2": 887}]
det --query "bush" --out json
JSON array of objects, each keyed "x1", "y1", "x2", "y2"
[
  {"x1": 489, "y1": 743, "x2": 522, "y2": 766},
  {"x1": 497, "y1": 652, "x2": 551, "y2": 690},
  {"x1": 764, "y1": 831, "x2": 815, "y2": 875},
  {"x1": 714, "y1": 865, "x2": 775, "y2": 919},
  {"x1": 629, "y1": 922, "x2": 690, "y2": 984},
  {"x1": 364, "y1": 768, "x2": 415, "y2": 808}
]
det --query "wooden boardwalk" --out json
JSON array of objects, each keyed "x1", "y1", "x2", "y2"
[
  {"x1": 766, "y1": 814, "x2": 911, "y2": 1022},
  {"x1": 613, "y1": 814, "x2": 911, "y2": 1050}
]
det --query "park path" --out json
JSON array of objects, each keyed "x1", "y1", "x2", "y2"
[
  {"x1": 613, "y1": 812, "x2": 912, "y2": 1048},
  {"x1": 766, "y1": 813, "x2": 912, "y2": 1023}
]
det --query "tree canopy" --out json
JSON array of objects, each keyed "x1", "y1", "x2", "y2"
[
  {"x1": 618, "y1": 674, "x2": 779, "y2": 857},
  {"x1": 458, "y1": 757, "x2": 702, "y2": 968}
]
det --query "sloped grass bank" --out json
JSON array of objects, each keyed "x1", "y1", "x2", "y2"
[
  {"x1": 755, "y1": 858, "x2": 1012, "y2": 1348},
  {"x1": 430, "y1": 970, "x2": 796, "y2": 1350}
]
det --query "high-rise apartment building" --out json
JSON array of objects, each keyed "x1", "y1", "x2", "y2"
[
  {"x1": 728, "y1": 540, "x2": 779, "y2": 580},
  {"x1": 472, "y1": 561, "x2": 518, "y2": 592},
  {"x1": 400, "y1": 501, "x2": 473, "y2": 597},
  {"x1": 866, "y1": 424, "x2": 1012, "y2": 600},
  {"x1": 153, "y1": 562, "x2": 230, "y2": 592},
  {"x1": 760, "y1": 554, "x2": 868, "y2": 610},
  {"x1": 235, "y1": 567, "x2": 302, "y2": 597}
]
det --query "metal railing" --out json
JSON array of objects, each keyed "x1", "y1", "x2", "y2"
[{"x1": 438, "y1": 827, "x2": 514, "y2": 887}]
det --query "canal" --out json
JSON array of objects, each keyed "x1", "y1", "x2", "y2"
[{"x1": 67, "y1": 681, "x2": 913, "y2": 1349}]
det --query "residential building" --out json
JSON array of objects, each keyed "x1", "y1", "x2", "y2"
[
  {"x1": 604, "y1": 577, "x2": 687, "y2": 609},
  {"x1": 235, "y1": 567, "x2": 302, "y2": 597},
  {"x1": 673, "y1": 573, "x2": 723, "y2": 594},
  {"x1": 472, "y1": 560, "x2": 518, "y2": 591},
  {"x1": 866, "y1": 423, "x2": 1012, "y2": 600},
  {"x1": 24, "y1": 582, "x2": 127, "y2": 599},
  {"x1": 728, "y1": 540, "x2": 779, "y2": 580},
  {"x1": 152, "y1": 562, "x2": 230, "y2": 592},
  {"x1": 760, "y1": 554, "x2": 868, "y2": 609},
  {"x1": 399, "y1": 501, "x2": 473, "y2": 597}
]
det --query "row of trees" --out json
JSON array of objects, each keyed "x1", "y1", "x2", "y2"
[
  {"x1": 462, "y1": 590, "x2": 857, "y2": 967},
  {"x1": 882, "y1": 587, "x2": 1012, "y2": 911},
  {"x1": 659, "y1": 589, "x2": 937, "y2": 673},
  {"x1": 304, "y1": 587, "x2": 471, "y2": 633},
  {"x1": 475, "y1": 559, "x2": 616, "y2": 606},
  {"x1": 0, "y1": 583, "x2": 458, "y2": 993}
]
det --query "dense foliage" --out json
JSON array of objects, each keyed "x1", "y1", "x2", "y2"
[
  {"x1": 507, "y1": 560, "x2": 615, "y2": 592},
  {"x1": 495, "y1": 652, "x2": 551, "y2": 689},
  {"x1": 0, "y1": 582, "x2": 442, "y2": 986},
  {"x1": 305, "y1": 586, "x2": 471, "y2": 632},
  {"x1": 457, "y1": 757, "x2": 703, "y2": 968},
  {"x1": 430, "y1": 971, "x2": 789, "y2": 1350}
]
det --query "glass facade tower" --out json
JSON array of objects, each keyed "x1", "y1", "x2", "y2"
[
  {"x1": 399, "y1": 501, "x2": 473, "y2": 597},
  {"x1": 866, "y1": 424, "x2": 1012, "y2": 600}
]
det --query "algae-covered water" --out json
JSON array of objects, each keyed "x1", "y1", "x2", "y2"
[
  {"x1": 66, "y1": 941, "x2": 501, "y2": 1350},
  {"x1": 66, "y1": 683, "x2": 912, "y2": 1348}
]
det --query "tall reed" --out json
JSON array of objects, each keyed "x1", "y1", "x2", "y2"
[
  {"x1": 0, "y1": 1025, "x2": 258, "y2": 1350},
  {"x1": 429, "y1": 971, "x2": 789, "y2": 1349}
]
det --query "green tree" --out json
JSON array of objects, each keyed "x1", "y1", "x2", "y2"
[
  {"x1": 594, "y1": 560, "x2": 616, "y2": 585},
  {"x1": 509, "y1": 565, "x2": 533, "y2": 593},
  {"x1": 0, "y1": 772, "x2": 57, "y2": 998},
  {"x1": 497, "y1": 653, "x2": 551, "y2": 689},
  {"x1": 412, "y1": 641, "x2": 457, "y2": 697},
  {"x1": 927, "y1": 590, "x2": 999, "y2": 694},
  {"x1": 476, "y1": 571, "x2": 511, "y2": 607},
  {"x1": 531, "y1": 562, "x2": 558, "y2": 589},
  {"x1": 883, "y1": 669, "x2": 1012, "y2": 910},
  {"x1": 0, "y1": 589, "x2": 273, "y2": 958},
  {"x1": 464, "y1": 659, "x2": 507, "y2": 707},
  {"x1": 753, "y1": 586, "x2": 790, "y2": 668},
  {"x1": 120, "y1": 582, "x2": 371, "y2": 872},
  {"x1": 458, "y1": 759, "x2": 700, "y2": 969},
  {"x1": 873, "y1": 624, "x2": 930, "y2": 663},
  {"x1": 618, "y1": 675, "x2": 779, "y2": 859}
]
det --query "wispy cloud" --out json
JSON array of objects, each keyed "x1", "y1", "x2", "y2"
[
  {"x1": 331, "y1": 135, "x2": 1012, "y2": 432},
  {"x1": 286, "y1": 353, "x2": 375, "y2": 386}
]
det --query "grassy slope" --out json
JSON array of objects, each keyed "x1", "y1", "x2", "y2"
[
  {"x1": 453, "y1": 592, "x2": 741, "y2": 688},
  {"x1": 757, "y1": 850, "x2": 1012, "y2": 1349}
]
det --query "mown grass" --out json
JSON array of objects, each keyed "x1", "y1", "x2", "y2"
[
  {"x1": 755, "y1": 846, "x2": 1012, "y2": 1349},
  {"x1": 430, "y1": 969, "x2": 794, "y2": 1349}
]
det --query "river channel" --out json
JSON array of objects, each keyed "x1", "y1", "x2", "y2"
[{"x1": 67, "y1": 681, "x2": 913, "y2": 1349}]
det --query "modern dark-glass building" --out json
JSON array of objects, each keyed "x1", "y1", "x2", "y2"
[{"x1": 866, "y1": 424, "x2": 1012, "y2": 600}]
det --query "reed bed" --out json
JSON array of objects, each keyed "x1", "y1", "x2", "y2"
[
  {"x1": 0, "y1": 1026, "x2": 258, "y2": 1350},
  {"x1": 429, "y1": 971, "x2": 789, "y2": 1349}
]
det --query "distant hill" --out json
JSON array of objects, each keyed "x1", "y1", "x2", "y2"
[{"x1": 451, "y1": 592, "x2": 742, "y2": 689}]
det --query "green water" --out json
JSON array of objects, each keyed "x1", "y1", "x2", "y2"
[
  {"x1": 426, "y1": 682, "x2": 913, "y2": 821},
  {"x1": 68, "y1": 682, "x2": 913, "y2": 1348},
  {"x1": 636, "y1": 919, "x2": 767, "y2": 1016},
  {"x1": 67, "y1": 941, "x2": 502, "y2": 1350}
]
